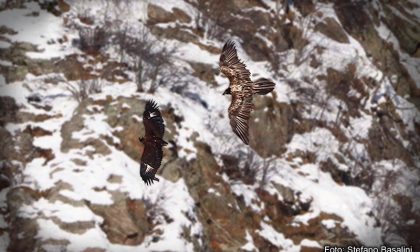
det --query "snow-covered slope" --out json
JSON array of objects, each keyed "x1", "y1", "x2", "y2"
[{"x1": 0, "y1": 0, "x2": 419, "y2": 251}]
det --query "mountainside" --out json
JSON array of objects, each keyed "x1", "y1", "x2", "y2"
[{"x1": 0, "y1": 0, "x2": 419, "y2": 251}]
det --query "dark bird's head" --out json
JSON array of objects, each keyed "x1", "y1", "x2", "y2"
[
  {"x1": 223, "y1": 87, "x2": 231, "y2": 95},
  {"x1": 139, "y1": 137, "x2": 144, "y2": 143}
]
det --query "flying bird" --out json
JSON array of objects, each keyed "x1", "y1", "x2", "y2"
[
  {"x1": 219, "y1": 40, "x2": 276, "y2": 145},
  {"x1": 139, "y1": 100, "x2": 167, "y2": 185}
]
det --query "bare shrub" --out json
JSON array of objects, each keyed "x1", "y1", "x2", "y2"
[
  {"x1": 113, "y1": 25, "x2": 129, "y2": 63},
  {"x1": 114, "y1": 27, "x2": 182, "y2": 93},
  {"x1": 65, "y1": 79, "x2": 103, "y2": 103},
  {"x1": 289, "y1": 78, "x2": 329, "y2": 120},
  {"x1": 370, "y1": 162, "x2": 420, "y2": 246},
  {"x1": 137, "y1": 45, "x2": 178, "y2": 93},
  {"x1": 239, "y1": 148, "x2": 259, "y2": 184},
  {"x1": 234, "y1": 148, "x2": 275, "y2": 186},
  {"x1": 218, "y1": 142, "x2": 275, "y2": 186},
  {"x1": 78, "y1": 26, "x2": 109, "y2": 54},
  {"x1": 204, "y1": 112, "x2": 276, "y2": 186},
  {"x1": 259, "y1": 156, "x2": 276, "y2": 189},
  {"x1": 219, "y1": 148, "x2": 258, "y2": 184}
]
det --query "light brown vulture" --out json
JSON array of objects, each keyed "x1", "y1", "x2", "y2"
[{"x1": 219, "y1": 40, "x2": 275, "y2": 145}]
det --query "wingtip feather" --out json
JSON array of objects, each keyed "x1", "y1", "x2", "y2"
[{"x1": 145, "y1": 99, "x2": 159, "y2": 111}]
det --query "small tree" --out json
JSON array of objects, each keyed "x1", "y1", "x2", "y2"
[
  {"x1": 134, "y1": 44, "x2": 177, "y2": 93},
  {"x1": 65, "y1": 78, "x2": 103, "y2": 103},
  {"x1": 78, "y1": 26, "x2": 109, "y2": 54},
  {"x1": 114, "y1": 25, "x2": 129, "y2": 63},
  {"x1": 117, "y1": 27, "x2": 180, "y2": 93}
]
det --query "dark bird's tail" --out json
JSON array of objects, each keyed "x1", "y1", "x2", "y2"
[{"x1": 252, "y1": 78, "x2": 275, "y2": 95}]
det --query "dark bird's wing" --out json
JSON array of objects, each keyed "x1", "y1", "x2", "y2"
[
  {"x1": 140, "y1": 99, "x2": 167, "y2": 185},
  {"x1": 140, "y1": 139, "x2": 164, "y2": 185},
  {"x1": 140, "y1": 162, "x2": 159, "y2": 186},
  {"x1": 228, "y1": 83, "x2": 254, "y2": 145},
  {"x1": 143, "y1": 100, "x2": 165, "y2": 138},
  {"x1": 141, "y1": 139, "x2": 164, "y2": 169},
  {"x1": 219, "y1": 40, "x2": 251, "y2": 82}
]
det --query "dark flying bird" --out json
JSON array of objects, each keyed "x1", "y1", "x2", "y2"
[
  {"x1": 139, "y1": 100, "x2": 167, "y2": 185},
  {"x1": 219, "y1": 40, "x2": 275, "y2": 145}
]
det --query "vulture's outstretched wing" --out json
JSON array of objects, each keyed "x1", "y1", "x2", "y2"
[
  {"x1": 219, "y1": 40, "x2": 251, "y2": 82},
  {"x1": 228, "y1": 84, "x2": 253, "y2": 145},
  {"x1": 141, "y1": 138, "x2": 164, "y2": 170},
  {"x1": 143, "y1": 100, "x2": 165, "y2": 138},
  {"x1": 140, "y1": 139, "x2": 166, "y2": 185},
  {"x1": 219, "y1": 40, "x2": 276, "y2": 145},
  {"x1": 140, "y1": 162, "x2": 159, "y2": 186}
]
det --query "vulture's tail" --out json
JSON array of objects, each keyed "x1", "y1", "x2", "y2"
[{"x1": 252, "y1": 78, "x2": 275, "y2": 95}]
